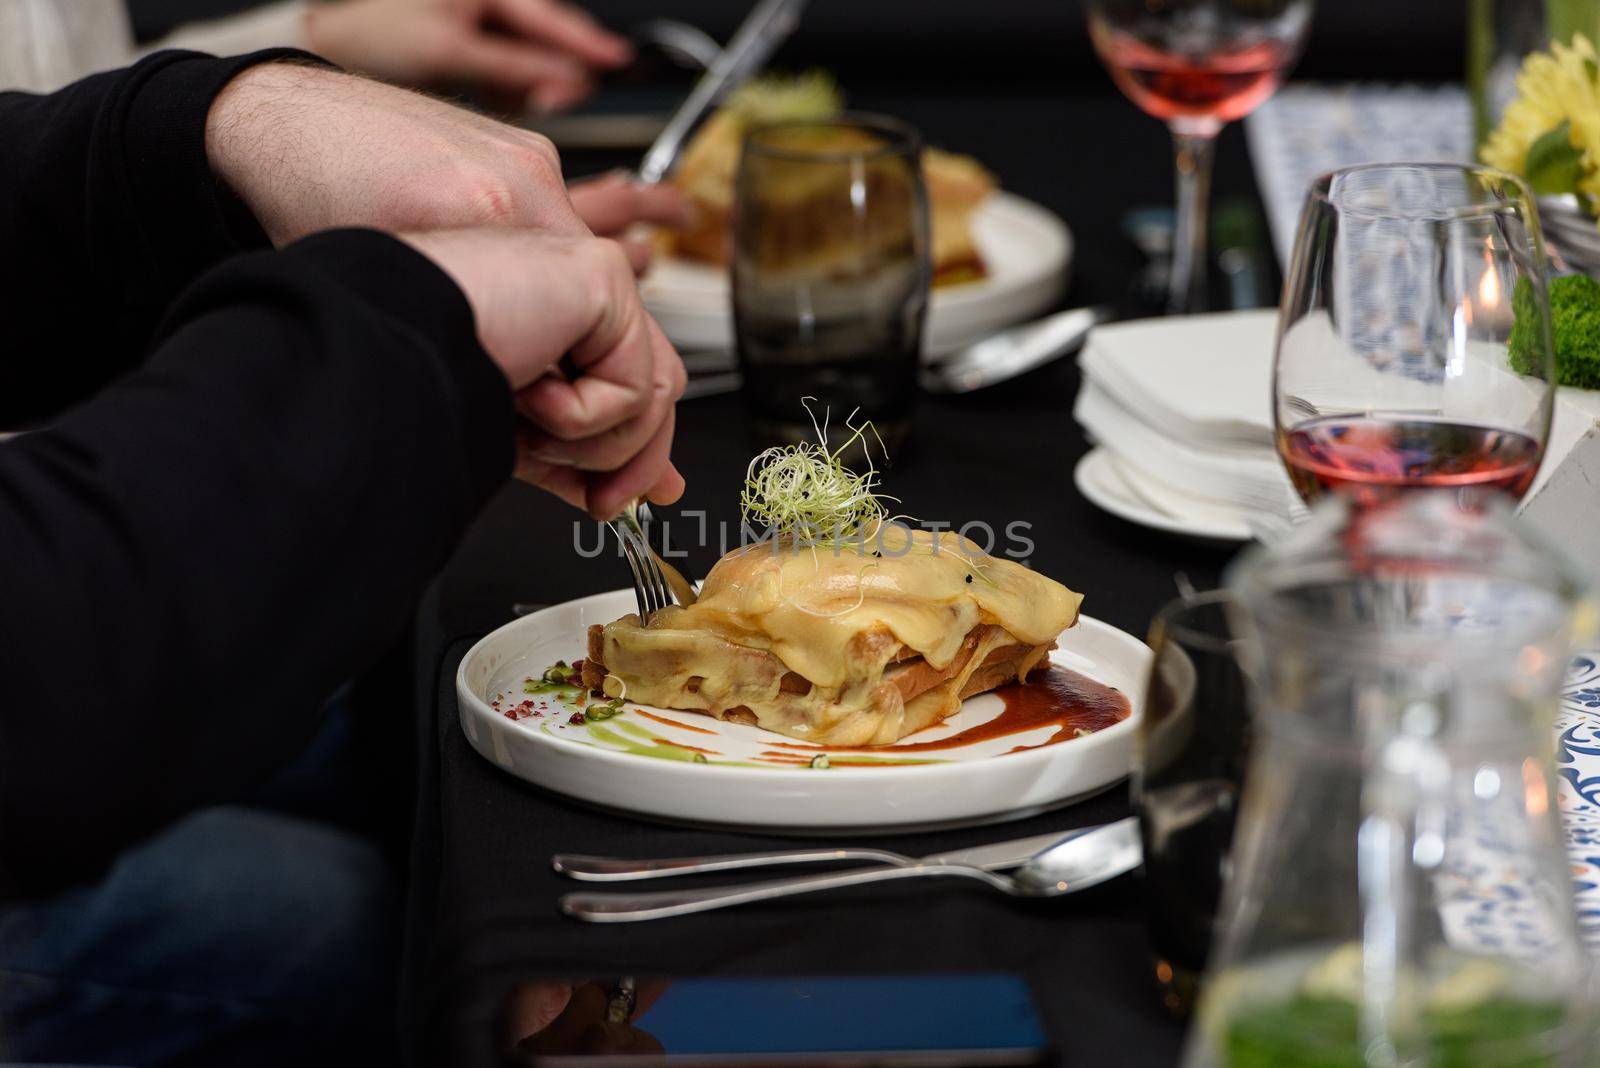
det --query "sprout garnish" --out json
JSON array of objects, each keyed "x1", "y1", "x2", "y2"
[
  {"x1": 737, "y1": 400, "x2": 995, "y2": 613},
  {"x1": 741, "y1": 400, "x2": 896, "y2": 545}
]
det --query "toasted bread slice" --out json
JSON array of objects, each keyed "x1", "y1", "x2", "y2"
[{"x1": 583, "y1": 621, "x2": 1052, "y2": 745}]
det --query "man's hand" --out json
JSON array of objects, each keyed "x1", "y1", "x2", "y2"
[
  {"x1": 501, "y1": 980, "x2": 670, "y2": 1057},
  {"x1": 207, "y1": 62, "x2": 586, "y2": 247},
  {"x1": 206, "y1": 63, "x2": 691, "y2": 517},
  {"x1": 304, "y1": 0, "x2": 631, "y2": 114},
  {"x1": 568, "y1": 171, "x2": 693, "y2": 273},
  {"x1": 398, "y1": 229, "x2": 686, "y2": 518}
]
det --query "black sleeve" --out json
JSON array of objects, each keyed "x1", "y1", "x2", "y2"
[
  {"x1": 0, "y1": 229, "x2": 512, "y2": 899},
  {"x1": 0, "y1": 48, "x2": 317, "y2": 426}
]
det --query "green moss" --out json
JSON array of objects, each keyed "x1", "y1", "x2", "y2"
[{"x1": 1509, "y1": 274, "x2": 1600, "y2": 388}]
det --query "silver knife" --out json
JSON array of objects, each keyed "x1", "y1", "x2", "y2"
[
  {"x1": 920, "y1": 306, "x2": 1110, "y2": 395},
  {"x1": 636, "y1": 0, "x2": 810, "y2": 185},
  {"x1": 553, "y1": 822, "x2": 1106, "y2": 883}
]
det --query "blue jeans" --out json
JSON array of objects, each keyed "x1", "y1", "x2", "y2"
[{"x1": 0, "y1": 700, "x2": 400, "y2": 1066}]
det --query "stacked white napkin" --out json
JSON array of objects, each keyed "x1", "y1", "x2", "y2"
[{"x1": 1073, "y1": 310, "x2": 1306, "y2": 531}]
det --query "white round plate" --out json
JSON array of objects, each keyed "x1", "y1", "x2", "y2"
[
  {"x1": 1074, "y1": 447, "x2": 1253, "y2": 543},
  {"x1": 640, "y1": 192, "x2": 1073, "y2": 359},
  {"x1": 456, "y1": 590, "x2": 1147, "y2": 833}
]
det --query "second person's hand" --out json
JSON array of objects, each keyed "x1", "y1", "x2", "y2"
[
  {"x1": 304, "y1": 0, "x2": 632, "y2": 114},
  {"x1": 567, "y1": 171, "x2": 694, "y2": 274}
]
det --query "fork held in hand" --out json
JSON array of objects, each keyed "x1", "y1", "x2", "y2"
[{"x1": 608, "y1": 500, "x2": 674, "y2": 620}]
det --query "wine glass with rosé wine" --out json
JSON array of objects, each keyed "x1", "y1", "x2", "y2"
[
  {"x1": 1273, "y1": 163, "x2": 1556, "y2": 510},
  {"x1": 1088, "y1": 0, "x2": 1312, "y2": 314}
]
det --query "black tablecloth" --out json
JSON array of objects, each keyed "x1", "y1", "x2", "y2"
[
  {"x1": 415, "y1": 637, "x2": 1165, "y2": 1066},
  {"x1": 404, "y1": 87, "x2": 1261, "y2": 1067}
]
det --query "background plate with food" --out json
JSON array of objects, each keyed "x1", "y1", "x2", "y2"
[{"x1": 640, "y1": 74, "x2": 1073, "y2": 358}]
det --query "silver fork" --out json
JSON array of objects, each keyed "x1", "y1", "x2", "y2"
[
  {"x1": 560, "y1": 819, "x2": 1143, "y2": 922},
  {"x1": 608, "y1": 500, "x2": 674, "y2": 620}
]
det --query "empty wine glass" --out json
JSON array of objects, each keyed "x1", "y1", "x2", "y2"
[
  {"x1": 1087, "y1": 0, "x2": 1312, "y2": 314},
  {"x1": 1273, "y1": 163, "x2": 1556, "y2": 509}
]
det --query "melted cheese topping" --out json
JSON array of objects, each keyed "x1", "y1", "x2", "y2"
[{"x1": 596, "y1": 525, "x2": 1083, "y2": 745}]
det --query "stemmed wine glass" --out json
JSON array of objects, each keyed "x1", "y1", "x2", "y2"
[
  {"x1": 1087, "y1": 0, "x2": 1312, "y2": 314},
  {"x1": 1273, "y1": 163, "x2": 1556, "y2": 508}
]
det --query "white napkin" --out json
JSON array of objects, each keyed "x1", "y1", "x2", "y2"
[
  {"x1": 1100, "y1": 451, "x2": 1256, "y2": 530},
  {"x1": 1078, "y1": 310, "x2": 1279, "y2": 449},
  {"x1": 1075, "y1": 378, "x2": 1303, "y2": 521},
  {"x1": 1074, "y1": 310, "x2": 1306, "y2": 526}
]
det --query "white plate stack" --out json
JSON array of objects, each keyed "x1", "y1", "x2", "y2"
[{"x1": 1071, "y1": 311, "x2": 1305, "y2": 542}]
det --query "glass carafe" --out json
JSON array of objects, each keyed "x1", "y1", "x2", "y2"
[{"x1": 1185, "y1": 493, "x2": 1596, "y2": 1068}]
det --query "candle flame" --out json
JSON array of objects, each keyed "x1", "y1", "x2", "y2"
[{"x1": 1479, "y1": 263, "x2": 1502, "y2": 310}]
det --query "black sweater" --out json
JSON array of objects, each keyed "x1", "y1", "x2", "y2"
[{"x1": 0, "y1": 51, "x2": 512, "y2": 898}]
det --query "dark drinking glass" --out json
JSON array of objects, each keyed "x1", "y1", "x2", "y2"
[
  {"x1": 732, "y1": 115, "x2": 930, "y2": 451},
  {"x1": 1134, "y1": 591, "x2": 1252, "y2": 1017}
]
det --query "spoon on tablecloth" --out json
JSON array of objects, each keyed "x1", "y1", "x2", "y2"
[{"x1": 560, "y1": 817, "x2": 1141, "y2": 922}]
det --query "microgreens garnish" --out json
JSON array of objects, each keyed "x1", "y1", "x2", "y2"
[
  {"x1": 737, "y1": 400, "x2": 1001, "y2": 612},
  {"x1": 741, "y1": 400, "x2": 897, "y2": 544}
]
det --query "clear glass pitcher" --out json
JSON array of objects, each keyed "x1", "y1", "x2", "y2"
[{"x1": 1184, "y1": 493, "x2": 1596, "y2": 1068}]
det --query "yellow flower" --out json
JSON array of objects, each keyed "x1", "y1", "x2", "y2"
[{"x1": 1482, "y1": 34, "x2": 1600, "y2": 184}]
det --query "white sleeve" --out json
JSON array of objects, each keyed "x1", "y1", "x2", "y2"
[
  {"x1": 0, "y1": 0, "x2": 135, "y2": 92},
  {"x1": 139, "y1": 0, "x2": 310, "y2": 58}
]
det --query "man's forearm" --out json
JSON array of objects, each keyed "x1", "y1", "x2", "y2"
[{"x1": 0, "y1": 49, "x2": 310, "y2": 427}]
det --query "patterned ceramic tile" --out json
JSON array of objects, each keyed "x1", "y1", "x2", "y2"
[{"x1": 1558, "y1": 654, "x2": 1600, "y2": 947}]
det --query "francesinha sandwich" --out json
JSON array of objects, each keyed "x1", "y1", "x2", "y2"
[{"x1": 579, "y1": 428, "x2": 1082, "y2": 747}]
